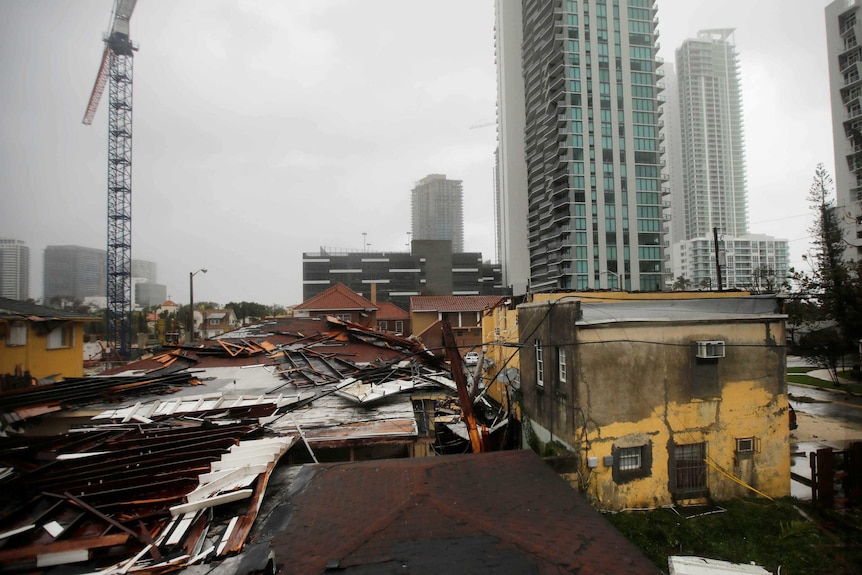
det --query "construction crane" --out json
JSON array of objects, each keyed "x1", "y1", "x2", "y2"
[{"x1": 83, "y1": 0, "x2": 138, "y2": 360}]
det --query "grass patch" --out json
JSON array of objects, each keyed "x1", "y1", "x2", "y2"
[
  {"x1": 787, "y1": 373, "x2": 840, "y2": 387},
  {"x1": 788, "y1": 366, "x2": 815, "y2": 374},
  {"x1": 605, "y1": 498, "x2": 862, "y2": 574}
]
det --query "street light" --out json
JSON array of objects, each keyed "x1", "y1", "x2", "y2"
[
  {"x1": 601, "y1": 269, "x2": 624, "y2": 291},
  {"x1": 189, "y1": 268, "x2": 207, "y2": 343}
]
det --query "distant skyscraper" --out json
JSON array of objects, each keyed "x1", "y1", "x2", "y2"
[
  {"x1": 826, "y1": 0, "x2": 862, "y2": 263},
  {"x1": 132, "y1": 259, "x2": 157, "y2": 283},
  {"x1": 676, "y1": 30, "x2": 748, "y2": 240},
  {"x1": 0, "y1": 238, "x2": 30, "y2": 300},
  {"x1": 496, "y1": 0, "x2": 666, "y2": 292},
  {"x1": 43, "y1": 245, "x2": 106, "y2": 303},
  {"x1": 411, "y1": 174, "x2": 465, "y2": 253},
  {"x1": 672, "y1": 30, "x2": 788, "y2": 289}
]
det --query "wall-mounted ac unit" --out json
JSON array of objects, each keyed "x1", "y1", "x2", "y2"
[{"x1": 696, "y1": 340, "x2": 726, "y2": 359}]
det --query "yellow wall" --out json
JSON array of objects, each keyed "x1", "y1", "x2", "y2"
[
  {"x1": 1, "y1": 321, "x2": 87, "y2": 380},
  {"x1": 579, "y1": 381, "x2": 790, "y2": 510},
  {"x1": 411, "y1": 311, "x2": 439, "y2": 339},
  {"x1": 480, "y1": 306, "x2": 521, "y2": 416}
]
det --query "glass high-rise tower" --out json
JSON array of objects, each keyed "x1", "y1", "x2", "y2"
[{"x1": 497, "y1": 0, "x2": 666, "y2": 293}]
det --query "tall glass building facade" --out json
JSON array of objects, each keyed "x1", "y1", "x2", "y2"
[{"x1": 498, "y1": 0, "x2": 666, "y2": 293}]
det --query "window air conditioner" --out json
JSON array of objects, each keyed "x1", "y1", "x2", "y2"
[{"x1": 696, "y1": 340, "x2": 725, "y2": 359}]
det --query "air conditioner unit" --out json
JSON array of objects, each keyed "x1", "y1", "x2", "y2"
[{"x1": 696, "y1": 340, "x2": 725, "y2": 359}]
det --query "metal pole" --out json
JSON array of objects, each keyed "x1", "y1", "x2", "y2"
[
  {"x1": 188, "y1": 271, "x2": 194, "y2": 343},
  {"x1": 713, "y1": 227, "x2": 723, "y2": 292}
]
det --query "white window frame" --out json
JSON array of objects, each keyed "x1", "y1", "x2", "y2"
[
  {"x1": 558, "y1": 347, "x2": 567, "y2": 382},
  {"x1": 8, "y1": 321, "x2": 27, "y2": 346},
  {"x1": 378, "y1": 320, "x2": 388, "y2": 331},
  {"x1": 395, "y1": 320, "x2": 404, "y2": 333},
  {"x1": 47, "y1": 324, "x2": 73, "y2": 349},
  {"x1": 618, "y1": 446, "x2": 643, "y2": 472},
  {"x1": 535, "y1": 340, "x2": 544, "y2": 387}
]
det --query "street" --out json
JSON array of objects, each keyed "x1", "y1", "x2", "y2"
[{"x1": 789, "y1": 383, "x2": 862, "y2": 426}]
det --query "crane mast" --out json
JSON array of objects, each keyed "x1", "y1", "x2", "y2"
[{"x1": 83, "y1": 0, "x2": 138, "y2": 360}]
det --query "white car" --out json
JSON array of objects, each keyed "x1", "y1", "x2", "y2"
[{"x1": 464, "y1": 351, "x2": 480, "y2": 366}]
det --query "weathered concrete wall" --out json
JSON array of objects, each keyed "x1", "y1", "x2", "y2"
[{"x1": 517, "y1": 299, "x2": 790, "y2": 510}]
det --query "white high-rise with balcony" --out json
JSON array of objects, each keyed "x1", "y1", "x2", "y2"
[
  {"x1": 671, "y1": 30, "x2": 788, "y2": 289},
  {"x1": 0, "y1": 238, "x2": 30, "y2": 300},
  {"x1": 826, "y1": 0, "x2": 862, "y2": 263},
  {"x1": 677, "y1": 29, "x2": 748, "y2": 240}
]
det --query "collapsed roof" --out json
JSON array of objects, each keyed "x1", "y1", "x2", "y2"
[{"x1": 0, "y1": 316, "x2": 458, "y2": 573}]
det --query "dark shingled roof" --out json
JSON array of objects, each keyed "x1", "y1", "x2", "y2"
[
  {"x1": 0, "y1": 297, "x2": 98, "y2": 320},
  {"x1": 269, "y1": 450, "x2": 659, "y2": 574}
]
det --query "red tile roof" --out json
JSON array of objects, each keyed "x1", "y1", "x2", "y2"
[
  {"x1": 375, "y1": 301, "x2": 409, "y2": 320},
  {"x1": 410, "y1": 295, "x2": 505, "y2": 313},
  {"x1": 295, "y1": 283, "x2": 378, "y2": 311},
  {"x1": 269, "y1": 450, "x2": 658, "y2": 574}
]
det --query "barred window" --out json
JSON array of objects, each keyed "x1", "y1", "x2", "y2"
[{"x1": 618, "y1": 446, "x2": 642, "y2": 471}]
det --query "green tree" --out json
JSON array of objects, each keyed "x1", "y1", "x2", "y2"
[
  {"x1": 225, "y1": 301, "x2": 270, "y2": 322},
  {"x1": 791, "y1": 164, "x2": 862, "y2": 374},
  {"x1": 672, "y1": 275, "x2": 691, "y2": 291}
]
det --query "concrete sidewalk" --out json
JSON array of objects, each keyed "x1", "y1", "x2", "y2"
[{"x1": 788, "y1": 356, "x2": 860, "y2": 391}]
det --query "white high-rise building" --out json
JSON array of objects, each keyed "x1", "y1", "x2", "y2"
[
  {"x1": 411, "y1": 174, "x2": 464, "y2": 253},
  {"x1": 671, "y1": 30, "x2": 788, "y2": 289},
  {"x1": 0, "y1": 238, "x2": 30, "y2": 300},
  {"x1": 825, "y1": 0, "x2": 862, "y2": 263},
  {"x1": 676, "y1": 30, "x2": 748, "y2": 240},
  {"x1": 496, "y1": 0, "x2": 666, "y2": 293}
]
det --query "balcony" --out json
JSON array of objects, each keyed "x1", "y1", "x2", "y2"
[{"x1": 842, "y1": 55, "x2": 862, "y2": 75}]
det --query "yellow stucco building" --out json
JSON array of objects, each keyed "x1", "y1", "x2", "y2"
[
  {"x1": 0, "y1": 298, "x2": 98, "y2": 384},
  {"x1": 481, "y1": 293, "x2": 791, "y2": 510}
]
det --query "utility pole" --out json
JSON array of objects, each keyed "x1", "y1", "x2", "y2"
[{"x1": 713, "y1": 227, "x2": 723, "y2": 292}]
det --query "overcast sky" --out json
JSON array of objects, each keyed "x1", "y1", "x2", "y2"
[{"x1": 0, "y1": 0, "x2": 836, "y2": 307}]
